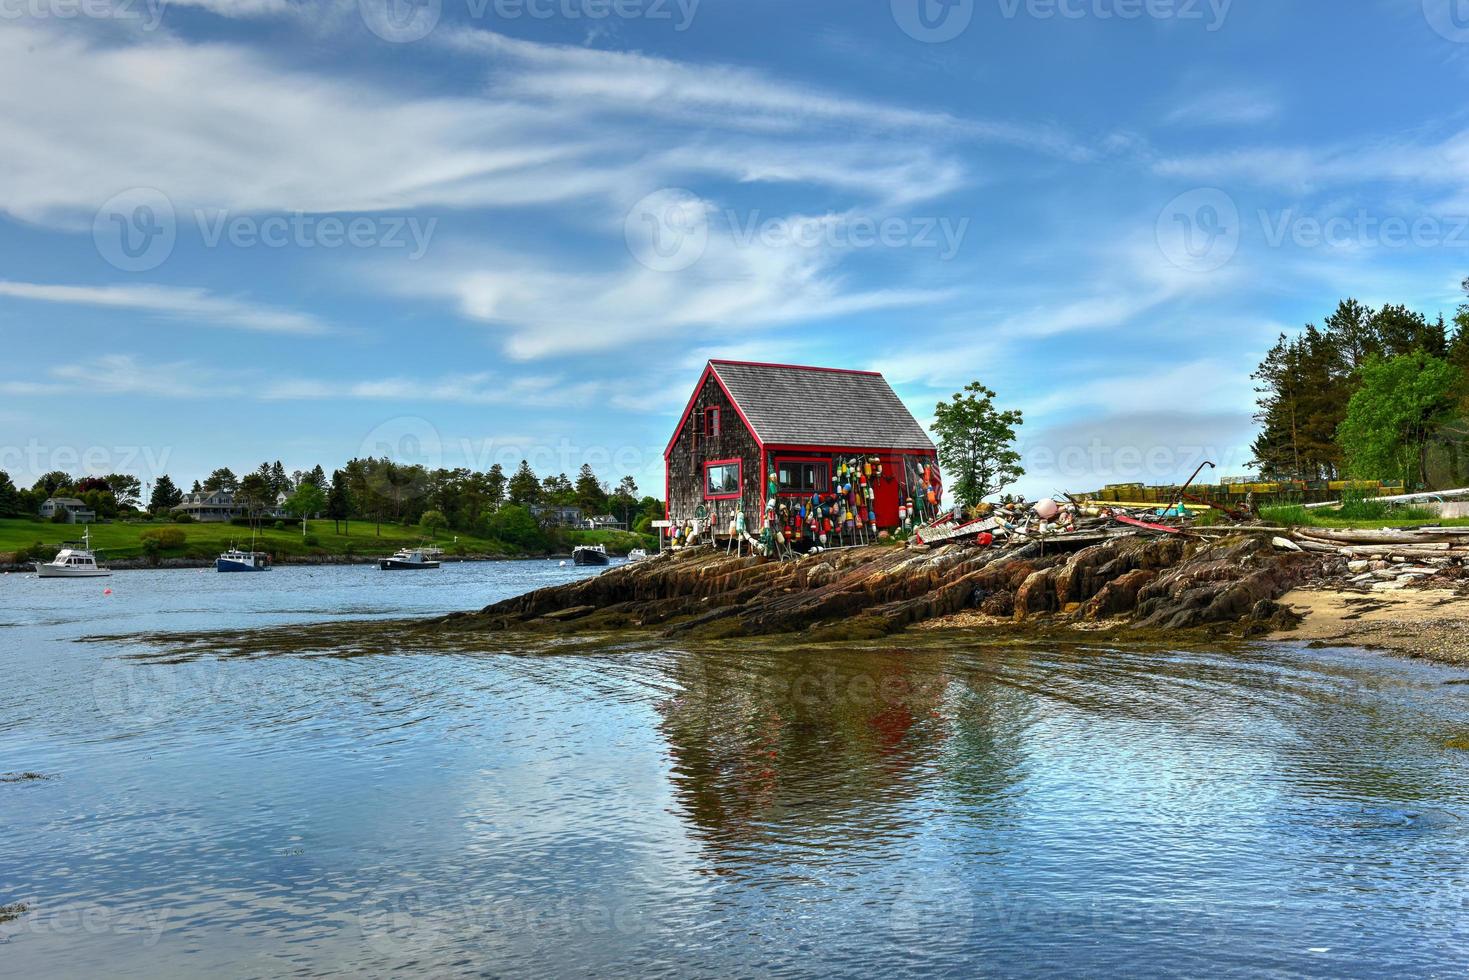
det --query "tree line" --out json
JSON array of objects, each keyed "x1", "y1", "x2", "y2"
[
  {"x1": 0, "y1": 457, "x2": 664, "y2": 543},
  {"x1": 1251, "y1": 278, "x2": 1469, "y2": 489}
]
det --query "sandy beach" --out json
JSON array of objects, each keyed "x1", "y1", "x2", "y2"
[{"x1": 1273, "y1": 588, "x2": 1469, "y2": 666}]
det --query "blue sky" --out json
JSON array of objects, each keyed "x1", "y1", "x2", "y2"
[{"x1": 4, "y1": 0, "x2": 1469, "y2": 500}]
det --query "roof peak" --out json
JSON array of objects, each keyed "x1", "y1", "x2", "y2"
[{"x1": 708, "y1": 359, "x2": 882, "y2": 378}]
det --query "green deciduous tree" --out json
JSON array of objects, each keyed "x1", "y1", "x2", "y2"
[
  {"x1": 103, "y1": 473, "x2": 143, "y2": 510},
  {"x1": 1337, "y1": 352, "x2": 1462, "y2": 489},
  {"x1": 931, "y1": 382, "x2": 1024, "y2": 506},
  {"x1": 33, "y1": 471, "x2": 73, "y2": 496},
  {"x1": 286, "y1": 481, "x2": 327, "y2": 538},
  {"x1": 486, "y1": 503, "x2": 547, "y2": 552},
  {"x1": 419, "y1": 508, "x2": 447, "y2": 539}
]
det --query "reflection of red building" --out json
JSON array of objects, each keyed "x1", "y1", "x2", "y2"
[{"x1": 664, "y1": 360, "x2": 938, "y2": 532}]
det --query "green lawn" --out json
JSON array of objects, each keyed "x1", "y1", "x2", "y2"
[
  {"x1": 1259, "y1": 504, "x2": 1469, "y2": 529},
  {"x1": 0, "y1": 518, "x2": 656, "y2": 563}
]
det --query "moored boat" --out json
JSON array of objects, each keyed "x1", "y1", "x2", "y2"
[
  {"x1": 35, "y1": 528, "x2": 112, "y2": 578},
  {"x1": 572, "y1": 544, "x2": 609, "y2": 566},
  {"x1": 627, "y1": 548, "x2": 649, "y2": 563},
  {"x1": 216, "y1": 548, "x2": 271, "y2": 572},
  {"x1": 380, "y1": 547, "x2": 442, "y2": 570}
]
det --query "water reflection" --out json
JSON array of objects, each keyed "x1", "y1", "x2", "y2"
[{"x1": 4, "y1": 566, "x2": 1469, "y2": 976}]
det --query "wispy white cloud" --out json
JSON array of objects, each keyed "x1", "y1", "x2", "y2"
[
  {"x1": 0, "y1": 354, "x2": 225, "y2": 398},
  {"x1": 1163, "y1": 87, "x2": 1280, "y2": 128},
  {"x1": 446, "y1": 28, "x2": 1090, "y2": 163},
  {"x1": 1152, "y1": 130, "x2": 1469, "y2": 191},
  {"x1": 0, "y1": 281, "x2": 328, "y2": 335},
  {"x1": 381, "y1": 234, "x2": 956, "y2": 360}
]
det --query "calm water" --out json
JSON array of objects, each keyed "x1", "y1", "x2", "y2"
[{"x1": 2, "y1": 562, "x2": 1468, "y2": 978}]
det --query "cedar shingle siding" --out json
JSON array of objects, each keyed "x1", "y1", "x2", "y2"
[{"x1": 664, "y1": 361, "x2": 937, "y2": 533}]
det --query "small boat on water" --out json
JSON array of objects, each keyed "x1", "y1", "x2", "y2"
[
  {"x1": 216, "y1": 548, "x2": 271, "y2": 572},
  {"x1": 627, "y1": 548, "x2": 649, "y2": 563},
  {"x1": 380, "y1": 546, "x2": 442, "y2": 570},
  {"x1": 35, "y1": 528, "x2": 112, "y2": 578},
  {"x1": 572, "y1": 544, "x2": 609, "y2": 566}
]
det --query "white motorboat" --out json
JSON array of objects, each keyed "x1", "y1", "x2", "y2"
[
  {"x1": 627, "y1": 548, "x2": 649, "y2": 563},
  {"x1": 35, "y1": 528, "x2": 112, "y2": 578},
  {"x1": 380, "y1": 546, "x2": 442, "y2": 570}
]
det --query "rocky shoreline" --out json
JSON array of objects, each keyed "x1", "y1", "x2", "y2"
[{"x1": 435, "y1": 531, "x2": 1469, "y2": 665}]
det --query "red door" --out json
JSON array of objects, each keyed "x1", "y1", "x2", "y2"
[{"x1": 874, "y1": 455, "x2": 902, "y2": 528}]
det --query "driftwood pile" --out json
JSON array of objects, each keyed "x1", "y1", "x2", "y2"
[{"x1": 1271, "y1": 526, "x2": 1469, "y2": 593}]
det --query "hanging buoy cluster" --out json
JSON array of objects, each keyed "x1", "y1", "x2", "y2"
[{"x1": 671, "y1": 452, "x2": 945, "y2": 559}]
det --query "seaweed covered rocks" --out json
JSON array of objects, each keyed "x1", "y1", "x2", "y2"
[{"x1": 446, "y1": 532, "x2": 1323, "y2": 641}]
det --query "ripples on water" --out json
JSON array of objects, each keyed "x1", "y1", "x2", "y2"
[{"x1": 2, "y1": 563, "x2": 1468, "y2": 977}]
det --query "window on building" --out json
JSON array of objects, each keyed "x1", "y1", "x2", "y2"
[
  {"x1": 704, "y1": 460, "x2": 742, "y2": 499},
  {"x1": 704, "y1": 406, "x2": 720, "y2": 437},
  {"x1": 776, "y1": 460, "x2": 830, "y2": 494}
]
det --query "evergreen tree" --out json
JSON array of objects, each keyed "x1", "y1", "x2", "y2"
[
  {"x1": 0, "y1": 470, "x2": 21, "y2": 517},
  {"x1": 574, "y1": 464, "x2": 608, "y2": 514},
  {"x1": 149, "y1": 475, "x2": 184, "y2": 514},
  {"x1": 327, "y1": 469, "x2": 351, "y2": 534},
  {"x1": 203, "y1": 468, "x2": 238, "y2": 493},
  {"x1": 484, "y1": 463, "x2": 507, "y2": 512},
  {"x1": 507, "y1": 460, "x2": 541, "y2": 505}
]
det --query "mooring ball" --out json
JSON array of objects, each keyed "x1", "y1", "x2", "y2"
[{"x1": 1033, "y1": 498, "x2": 1061, "y2": 520}]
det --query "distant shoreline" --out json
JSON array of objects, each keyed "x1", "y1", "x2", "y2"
[{"x1": 0, "y1": 553, "x2": 607, "y2": 574}]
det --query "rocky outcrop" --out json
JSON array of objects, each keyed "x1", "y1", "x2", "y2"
[{"x1": 443, "y1": 532, "x2": 1323, "y2": 640}]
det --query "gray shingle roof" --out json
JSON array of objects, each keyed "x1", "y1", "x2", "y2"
[{"x1": 710, "y1": 361, "x2": 934, "y2": 451}]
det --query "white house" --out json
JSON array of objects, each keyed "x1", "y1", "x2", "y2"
[{"x1": 40, "y1": 497, "x2": 97, "y2": 524}]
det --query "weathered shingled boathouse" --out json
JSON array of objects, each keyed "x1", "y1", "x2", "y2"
[{"x1": 664, "y1": 360, "x2": 939, "y2": 540}]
